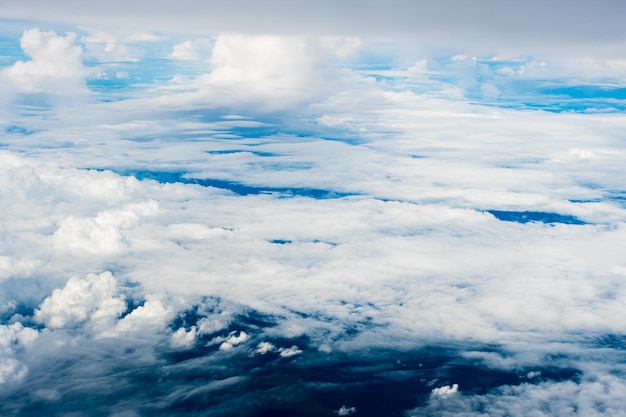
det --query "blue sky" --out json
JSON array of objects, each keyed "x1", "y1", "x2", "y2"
[{"x1": 1, "y1": 2, "x2": 626, "y2": 416}]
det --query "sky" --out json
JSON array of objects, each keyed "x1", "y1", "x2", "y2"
[{"x1": 1, "y1": 1, "x2": 626, "y2": 416}]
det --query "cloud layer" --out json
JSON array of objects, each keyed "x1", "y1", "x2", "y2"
[
  {"x1": 1, "y1": 10, "x2": 626, "y2": 416},
  {"x1": 3, "y1": 1, "x2": 626, "y2": 56}
]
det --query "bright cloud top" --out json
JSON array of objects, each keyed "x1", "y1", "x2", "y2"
[{"x1": 1, "y1": 28, "x2": 88, "y2": 95}]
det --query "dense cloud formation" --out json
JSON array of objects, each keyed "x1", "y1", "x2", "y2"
[
  {"x1": 1, "y1": 5, "x2": 626, "y2": 416},
  {"x1": 1, "y1": 28, "x2": 88, "y2": 96}
]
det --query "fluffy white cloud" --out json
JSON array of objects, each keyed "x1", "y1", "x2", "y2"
[
  {"x1": 278, "y1": 345, "x2": 302, "y2": 358},
  {"x1": 196, "y1": 34, "x2": 360, "y2": 110},
  {"x1": 255, "y1": 341, "x2": 275, "y2": 354},
  {"x1": 170, "y1": 326, "x2": 197, "y2": 348},
  {"x1": 336, "y1": 405, "x2": 357, "y2": 416},
  {"x1": 219, "y1": 331, "x2": 249, "y2": 350},
  {"x1": 1, "y1": 28, "x2": 88, "y2": 95},
  {"x1": 33, "y1": 272, "x2": 125, "y2": 329},
  {"x1": 0, "y1": 358, "x2": 27, "y2": 385},
  {"x1": 0, "y1": 323, "x2": 39, "y2": 385},
  {"x1": 106, "y1": 296, "x2": 174, "y2": 336},
  {"x1": 50, "y1": 201, "x2": 159, "y2": 254},
  {"x1": 431, "y1": 384, "x2": 459, "y2": 399}
]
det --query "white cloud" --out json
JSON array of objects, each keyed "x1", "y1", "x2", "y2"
[
  {"x1": 0, "y1": 323, "x2": 39, "y2": 386},
  {"x1": 80, "y1": 29, "x2": 141, "y2": 62},
  {"x1": 431, "y1": 384, "x2": 459, "y2": 399},
  {"x1": 196, "y1": 34, "x2": 360, "y2": 110},
  {"x1": 0, "y1": 358, "x2": 28, "y2": 385},
  {"x1": 197, "y1": 313, "x2": 233, "y2": 335},
  {"x1": 171, "y1": 326, "x2": 197, "y2": 348},
  {"x1": 336, "y1": 405, "x2": 357, "y2": 416},
  {"x1": 108, "y1": 296, "x2": 174, "y2": 335},
  {"x1": 219, "y1": 331, "x2": 248, "y2": 350},
  {"x1": 255, "y1": 341, "x2": 275, "y2": 354},
  {"x1": 50, "y1": 201, "x2": 159, "y2": 254},
  {"x1": 278, "y1": 345, "x2": 303, "y2": 358},
  {"x1": 0, "y1": 323, "x2": 38, "y2": 352},
  {"x1": 170, "y1": 41, "x2": 196, "y2": 60},
  {"x1": 33, "y1": 272, "x2": 125, "y2": 329},
  {"x1": 1, "y1": 28, "x2": 88, "y2": 95}
]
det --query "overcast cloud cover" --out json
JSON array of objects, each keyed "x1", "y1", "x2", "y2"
[{"x1": 1, "y1": 1, "x2": 626, "y2": 416}]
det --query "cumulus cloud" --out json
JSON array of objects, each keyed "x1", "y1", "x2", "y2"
[
  {"x1": 107, "y1": 296, "x2": 174, "y2": 335},
  {"x1": 255, "y1": 341, "x2": 276, "y2": 354},
  {"x1": 33, "y1": 272, "x2": 125, "y2": 329},
  {"x1": 0, "y1": 358, "x2": 28, "y2": 385},
  {"x1": 196, "y1": 34, "x2": 360, "y2": 110},
  {"x1": 50, "y1": 201, "x2": 159, "y2": 254},
  {"x1": 431, "y1": 384, "x2": 459, "y2": 399},
  {"x1": 171, "y1": 326, "x2": 197, "y2": 348},
  {"x1": 218, "y1": 331, "x2": 249, "y2": 351},
  {"x1": 0, "y1": 323, "x2": 38, "y2": 385},
  {"x1": 278, "y1": 345, "x2": 303, "y2": 358},
  {"x1": 336, "y1": 405, "x2": 357, "y2": 416},
  {"x1": 0, "y1": 28, "x2": 88, "y2": 95}
]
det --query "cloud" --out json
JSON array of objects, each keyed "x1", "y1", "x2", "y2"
[
  {"x1": 218, "y1": 330, "x2": 249, "y2": 350},
  {"x1": 0, "y1": 358, "x2": 27, "y2": 385},
  {"x1": 2, "y1": 1, "x2": 626, "y2": 57},
  {"x1": 170, "y1": 41, "x2": 196, "y2": 60},
  {"x1": 107, "y1": 296, "x2": 174, "y2": 335},
  {"x1": 255, "y1": 341, "x2": 275, "y2": 354},
  {"x1": 170, "y1": 326, "x2": 197, "y2": 348},
  {"x1": 336, "y1": 405, "x2": 357, "y2": 416},
  {"x1": 0, "y1": 323, "x2": 38, "y2": 385},
  {"x1": 409, "y1": 375, "x2": 626, "y2": 417},
  {"x1": 278, "y1": 345, "x2": 302, "y2": 358},
  {"x1": 431, "y1": 383, "x2": 459, "y2": 399},
  {"x1": 195, "y1": 34, "x2": 360, "y2": 110},
  {"x1": 0, "y1": 28, "x2": 88, "y2": 95},
  {"x1": 80, "y1": 29, "x2": 141, "y2": 62},
  {"x1": 50, "y1": 201, "x2": 159, "y2": 254},
  {"x1": 33, "y1": 272, "x2": 125, "y2": 329}
]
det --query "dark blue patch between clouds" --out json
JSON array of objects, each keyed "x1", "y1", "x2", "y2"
[
  {"x1": 113, "y1": 169, "x2": 354, "y2": 199},
  {"x1": 5, "y1": 125, "x2": 36, "y2": 135},
  {"x1": 206, "y1": 150, "x2": 279, "y2": 157},
  {"x1": 270, "y1": 239, "x2": 292, "y2": 245},
  {"x1": 486, "y1": 210, "x2": 586, "y2": 225}
]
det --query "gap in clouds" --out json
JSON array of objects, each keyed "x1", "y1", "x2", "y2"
[
  {"x1": 486, "y1": 210, "x2": 587, "y2": 225},
  {"x1": 106, "y1": 169, "x2": 355, "y2": 199}
]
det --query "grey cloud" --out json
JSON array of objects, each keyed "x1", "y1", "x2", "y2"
[{"x1": 2, "y1": 1, "x2": 626, "y2": 55}]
